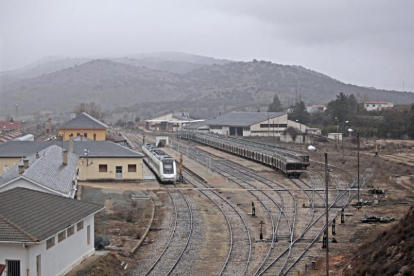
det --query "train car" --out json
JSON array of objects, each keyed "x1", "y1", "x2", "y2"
[
  {"x1": 142, "y1": 143, "x2": 177, "y2": 183},
  {"x1": 14, "y1": 134, "x2": 34, "y2": 141},
  {"x1": 178, "y1": 131, "x2": 308, "y2": 177}
]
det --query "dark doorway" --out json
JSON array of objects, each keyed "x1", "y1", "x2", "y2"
[{"x1": 6, "y1": 260, "x2": 20, "y2": 276}]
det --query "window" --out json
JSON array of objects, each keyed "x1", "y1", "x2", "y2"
[
  {"x1": 77, "y1": 221, "x2": 84, "y2": 231},
  {"x1": 260, "y1": 124, "x2": 287, "y2": 128},
  {"x1": 84, "y1": 133, "x2": 88, "y2": 138},
  {"x1": 58, "y1": 231, "x2": 66, "y2": 242},
  {"x1": 128, "y1": 164, "x2": 137, "y2": 172},
  {"x1": 243, "y1": 127, "x2": 250, "y2": 131},
  {"x1": 99, "y1": 164, "x2": 107, "y2": 172},
  {"x1": 87, "y1": 225, "x2": 91, "y2": 245},
  {"x1": 77, "y1": 133, "x2": 80, "y2": 137},
  {"x1": 67, "y1": 226, "x2": 75, "y2": 237},
  {"x1": 93, "y1": 133, "x2": 96, "y2": 140},
  {"x1": 46, "y1": 237, "x2": 55, "y2": 249}
]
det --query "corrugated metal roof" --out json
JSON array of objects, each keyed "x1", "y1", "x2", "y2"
[
  {"x1": 0, "y1": 188, "x2": 104, "y2": 242},
  {"x1": 206, "y1": 112, "x2": 286, "y2": 127},
  {"x1": 58, "y1": 112, "x2": 107, "y2": 130},
  {"x1": 0, "y1": 145, "x2": 78, "y2": 196},
  {"x1": 0, "y1": 141, "x2": 144, "y2": 158}
]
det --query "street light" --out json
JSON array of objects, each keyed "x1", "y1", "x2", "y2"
[
  {"x1": 348, "y1": 129, "x2": 360, "y2": 207},
  {"x1": 296, "y1": 119, "x2": 302, "y2": 150},
  {"x1": 342, "y1": 121, "x2": 349, "y2": 158},
  {"x1": 308, "y1": 145, "x2": 329, "y2": 276}
]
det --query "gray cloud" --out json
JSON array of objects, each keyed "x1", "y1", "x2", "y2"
[{"x1": 0, "y1": 0, "x2": 413, "y2": 91}]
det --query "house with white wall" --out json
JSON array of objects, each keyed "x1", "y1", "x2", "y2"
[
  {"x1": 0, "y1": 187, "x2": 104, "y2": 276},
  {"x1": 363, "y1": 101, "x2": 393, "y2": 111},
  {"x1": 0, "y1": 145, "x2": 78, "y2": 198}
]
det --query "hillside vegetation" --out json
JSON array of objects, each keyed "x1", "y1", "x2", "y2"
[
  {"x1": 345, "y1": 205, "x2": 414, "y2": 276},
  {"x1": 0, "y1": 53, "x2": 412, "y2": 117}
]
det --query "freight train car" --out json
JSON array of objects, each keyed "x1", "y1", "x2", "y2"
[{"x1": 178, "y1": 132, "x2": 309, "y2": 177}]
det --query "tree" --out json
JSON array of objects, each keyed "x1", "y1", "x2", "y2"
[
  {"x1": 74, "y1": 102, "x2": 102, "y2": 119},
  {"x1": 268, "y1": 94, "x2": 284, "y2": 112},
  {"x1": 289, "y1": 101, "x2": 309, "y2": 124},
  {"x1": 135, "y1": 117, "x2": 141, "y2": 123}
]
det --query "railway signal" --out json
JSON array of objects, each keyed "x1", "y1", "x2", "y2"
[
  {"x1": 259, "y1": 220, "x2": 265, "y2": 240},
  {"x1": 341, "y1": 208, "x2": 345, "y2": 223}
]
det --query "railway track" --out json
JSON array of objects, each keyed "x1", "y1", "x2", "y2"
[
  {"x1": 124, "y1": 130, "x2": 371, "y2": 275},
  {"x1": 183, "y1": 169, "x2": 252, "y2": 275},
  {"x1": 144, "y1": 186, "x2": 193, "y2": 276}
]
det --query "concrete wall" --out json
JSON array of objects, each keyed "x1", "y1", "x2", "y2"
[
  {"x1": 58, "y1": 129, "x2": 106, "y2": 141},
  {"x1": 0, "y1": 178, "x2": 71, "y2": 198},
  {"x1": 77, "y1": 157, "x2": 143, "y2": 181},
  {"x1": 0, "y1": 215, "x2": 95, "y2": 276},
  {"x1": 0, "y1": 157, "x2": 21, "y2": 176}
]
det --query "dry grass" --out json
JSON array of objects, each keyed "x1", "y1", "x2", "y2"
[{"x1": 344, "y1": 205, "x2": 414, "y2": 276}]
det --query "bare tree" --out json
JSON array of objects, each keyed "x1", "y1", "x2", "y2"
[{"x1": 74, "y1": 102, "x2": 102, "y2": 119}]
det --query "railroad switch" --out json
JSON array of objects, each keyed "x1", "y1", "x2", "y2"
[{"x1": 322, "y1": 234, "x2": 327, "y2": 249}]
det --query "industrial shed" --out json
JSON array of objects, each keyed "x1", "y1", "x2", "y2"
[{"x1": 188, "y1": 112, "x2": 308, "y2": 137}]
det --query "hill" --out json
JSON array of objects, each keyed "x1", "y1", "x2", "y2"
[
  {"x1": 0, "y1": 57, "x2": 412, "y2": 117},
  {"x1": 344, "y1": 204, "x2": 414, "y2": 275}
]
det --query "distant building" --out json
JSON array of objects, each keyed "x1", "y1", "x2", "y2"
[
  {"x1": 363, "y1": 101, "x2": 393, "y2": 111},
  {"x1": 328, "y1": 133, "x2": 343, "y2": 141},
  {"x1": 0, "y1": 121, "x2": 20, "y2": 132},
  {"x1": 0, "y1": 141, "x2": 144, "y2": 181},
  {"x1": 58, "y1": 113, "x2": 107, "y2": 141},
  {"x1": 0, "y1": 145, "x2": 78, "y2": 198},
  {"x1": 306, "y1": 104, "x2": 327, "y2": 114},
  {"x1": 0, "y1": 187, "x2": 104, "y2": 276},
  {"x1": 145, "y1": 112, "x2": 204, "y2": 132},
  {"x1": 187, "y1": 112, "x2": 309, "y2": 137}
]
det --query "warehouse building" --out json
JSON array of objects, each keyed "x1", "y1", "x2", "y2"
[
  {"x1": 58, "y1": 113, "x2": 107, "y2": 141},
  {"x1": 186, "y1": 112, "x2": 308, "y2": 137},
  {"x1": 0, "y1": 141, "x2": 144, "y2": 181}
]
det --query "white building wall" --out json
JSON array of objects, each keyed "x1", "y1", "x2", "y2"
[
  {"x1": 0, "y1": 215, "x2": 95, "y2": 276},
  {"x1": 249, "y1": 114, "x2": 288, "y2": 137},
  {"x1": 0, "y1": 178, "x2": 72, "y2": 198},
  {"x1": 364, "y1": 102, "x2": 394, "y2": 111}
]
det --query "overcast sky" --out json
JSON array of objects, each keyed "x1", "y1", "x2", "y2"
[{"x1": 1, "y1": 0, "x2": 413, "y2": 91}]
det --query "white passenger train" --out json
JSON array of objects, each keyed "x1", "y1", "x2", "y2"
[{"x1": 142, "y1": 143, "x2": 177, "y2": 183}]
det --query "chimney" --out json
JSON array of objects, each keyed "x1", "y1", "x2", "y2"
[
  {"x1": 69, "y1": 137, "x2": 74, "y2": 153},
  {"x1": 63, "y1": 150, "x2": 68, "y2": 165},
  {"x1": 23, "y1": 159, "x2": 29, "y2": 169},
  {"x1": 35, "y1": 152, "x2": 40, "y2": 159},
  {"x1": 18, "y1": 165, "x2": 24, "y2": 174}
]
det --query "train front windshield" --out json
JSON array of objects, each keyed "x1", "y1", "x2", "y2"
[{"x1": 163, "y1": 161, "x2": 174, "y2": 174}]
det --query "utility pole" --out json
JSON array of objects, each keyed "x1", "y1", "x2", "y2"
[
  {"x1": 324, "y1": 152, "x2": 329, "y2": 276},
  {"x1": 357, "y1": 132, "x2": 360, "y2": 206}
]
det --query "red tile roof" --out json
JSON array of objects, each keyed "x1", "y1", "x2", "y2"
[
  {"x1": 364, "y1": 101, "x2": 391, "y2": 104},
  {"x1": 0, "y1": 121, "x2": 20, "y2": 131}
]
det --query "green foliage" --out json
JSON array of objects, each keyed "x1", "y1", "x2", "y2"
[
  {"x1": 326, "y1": 92, "x2": 357, "y2": 123},
  {"x1": 289, "y1": 101, "x2": 309, "y2": 124},
  {"x1": 268, "y1": 94, "x2": 283, "y2": 112}
]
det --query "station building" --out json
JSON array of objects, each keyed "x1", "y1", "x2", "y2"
[
  {"x1": 58, "y1": 113, "x2": 107, "y2": 141},
  {"x1": 185, "y1": 112, "x2": 308, "y2": 137},
  {"x1": 0, "y1": 187, "x2": 104, "y2": 276},
  {"x1": 0, "y1": 141, "x2": 144, "y2": 181},
  {"x1": 145, "y1": 112, "x2": 204, "y2": 132}
]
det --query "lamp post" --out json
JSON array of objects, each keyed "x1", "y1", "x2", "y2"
[
  {"x1": 348, "y1": 128, "x2": 360, "y2": 207},
  {"x1": 308, "y1": 145, "x2": 329, "y2": 276},
  {"x1": 296, "y1": 119, "x2": 302, "y2": 150},
  {"x1": 342, "y1": 121, "x2": 349, "y2": 158}
]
